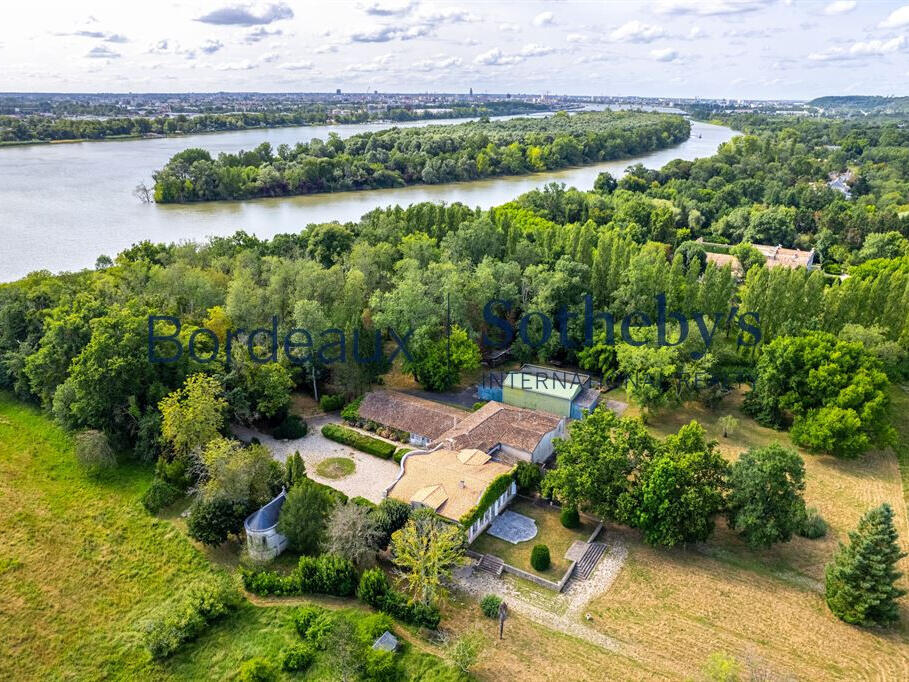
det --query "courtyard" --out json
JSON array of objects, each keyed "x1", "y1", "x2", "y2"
[{"x1": 470, "y1": 497, "x2": 599, "y2": 579}]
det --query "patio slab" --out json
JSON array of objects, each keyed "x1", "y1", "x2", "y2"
[{"x1": 487, "y1": 510, "x2": 538, "y2": 544}]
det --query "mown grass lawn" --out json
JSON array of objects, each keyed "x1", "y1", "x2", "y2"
[
  {"x1": 469, "y1": 498, "x2": 596, "y2": 579},
  {"x1": 584, "y1": 387, "x2": 909, "y2": 680},
  {"x1": 315, "y1": 456, "x2": 356, "y2": 479}
]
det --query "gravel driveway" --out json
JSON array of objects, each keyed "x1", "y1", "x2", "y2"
[{"x1": 232, "y1": 415, "x2": 401, "y2": 503}]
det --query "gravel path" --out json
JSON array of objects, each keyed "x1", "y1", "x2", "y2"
[
  {"x1": 232, "y1": 415, "x2": 400, "y2": 503},
  {"x1": 454, "y1": 527, "x2": 628, "y2": 653}
]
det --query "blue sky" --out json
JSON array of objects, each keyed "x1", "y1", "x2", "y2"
[{"x1": 3, "y1": 0, "x2": 909, "y2": 99}]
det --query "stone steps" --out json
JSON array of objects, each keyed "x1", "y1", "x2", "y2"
[
  {"x1": 477, "y1": 553, "x2": 505, "y2": 577},
  {"x1": 574, "y1": 542, "x2": 607, "y2": 580}
]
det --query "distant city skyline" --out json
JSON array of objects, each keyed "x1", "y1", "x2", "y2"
[{"x1": 4, "y1": 0, "x2": 909, "y2": 99}]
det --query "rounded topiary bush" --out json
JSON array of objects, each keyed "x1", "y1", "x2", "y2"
[
  {"x1": 560, "y1": 505, "x2": 580, "y2": 529},
  {"x1": 272, "y1": 414, "x2": 307, "y2": 439},
  {"x1": 530, "y1": 544, "x2": 551, "y2": 571},
  {"x1": 480, "y1": 594, "x2": 502, "y2": 618}
]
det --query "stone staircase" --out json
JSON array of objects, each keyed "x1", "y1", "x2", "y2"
[
  {"x1": 574, "y1": 542, "x2": 607, "y2": 580},
  {"x1": 477, "y1": 553, "x2": 505, "y2": 577}
]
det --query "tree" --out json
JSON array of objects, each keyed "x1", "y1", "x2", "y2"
[
  {"x1": 718, "y1": 414, "x2": 739, "y2": 438},
  {"x1": 825, "y1": 503, "x2": 906, "y2": 626},
  {"x1": 726, "y1": 445, "x2": 806, "y2": 549},
  {"x1": 74, "y1": 429, "x2": 116, "y2": 473},
  {"x1": 278, "y1": 478, "x2": 335, "y2": 555},
  {"x1": 729, "y1": 242, "x2": 765, "y2": 275},
  {"x1": 159, "y1": 374, "x2": 227, "y2": 457},
  {"x1": 594, "y1": 171, "x2": 617, "y2": 194},
  {"x1": 284, "y1": 451, "x2": 306, "y2": 488},
  {"x1": 201, "y1": 438, "x2": 282, "y2": 508},
  {"x1": 543, "y1": 408, "x2": 655, "y2": 521},
  {"x1": 372, "y1": 498, "x2": 412, "y2": 548},
  {"x1": 631, "y1": 421, "x2": 729, "y2": 547},
  {"x1": 404, "y1": 326, "x2": 481, "y2": 392},
  {"x1": 187, "y1": 495, "x2": 249, "y2": 545},
  {"x1": 325, "y1": 502, "x2": 383, "y2": 567},
  {"x1": 744, "y1": 332, "x2": 893, "y2": 457},
  {"x1": 391, "y1": 511, "x2": 464, "y2": 606}
]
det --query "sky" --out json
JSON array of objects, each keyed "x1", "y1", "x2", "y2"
[{"x1": 2, "y1": 0, "x2": 909, "y2": 100}]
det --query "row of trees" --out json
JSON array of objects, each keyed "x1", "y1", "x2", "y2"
[
  {"x1": 0, "y1": 100, "x2": 548, "y2": 143},
  {"x1": 151, "y1": 111, "x2": 691, "y2": 202}
]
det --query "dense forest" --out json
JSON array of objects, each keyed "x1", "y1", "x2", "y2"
[
  {"x1": 150, "y1": 110, "x2": 691, "y2": 202},
  {"x1": 0, "y1": 100, "x2": 549, "y2": 144},
  {"x1": 1, "y1": 114, "x2": 907, "y2": 465}
]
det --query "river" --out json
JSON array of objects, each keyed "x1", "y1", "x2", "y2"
[{"x1": 0, "y1": 117, "x2": 735, "y2": 282}]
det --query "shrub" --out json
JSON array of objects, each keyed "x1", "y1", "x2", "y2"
[
  {"x1": 480, "y1": 594, "x2": 502, "y2": 619},
  {"x1": 74, "y1": 429, "x2": 116, "y2": 473},
  {"x1": 798, "y1": 507, "x2": 828, "y2": 539},
  {"x1": 356, "y1": 612, "x2": 395, "y2": 643},
  {"x1": 380, "y1": 589, "x2": 441, "y2": 629},
  {"x1": 242, "y1": 554, "x2": 357, "y2": 598},
  {"x1": 322, "y1": 423, "x2": 396, "y2": 459},
  {"x1": 530, "y1": 544, "x2": 551, "y2": 571},
  {"x1": 271, "y1": 414, "x2": 307, "y2": 439},
  {"x1": 282, "y1": 643, "x2": 315, "y2": 673},
  {"x1": 141, "y1": 477, "x2": 182, "y2": 513},
  {"x1": 319, "y1": 394, "x2": 346, "y2": 412},
  {"x1": 514, "y1": 461, "x2": 542, "y2": 493},
  {"x1": 365, "y1": 648, "x2": 398, "y2": 682},
  {"x1": 237, "y1": 657, "x2": 279, "y2": 682},
  {"x1": 340, "y1": 396, "x2": 363, "y2": 423},
  {"x1": 351, "y1": 495, "x2": 377, "y2": 509},
  {"x1": 560, "y1": 506, "x2": 580, "y2": 529},
  {"x1": 141, "y1": 575, "x2": 241, "y2": 659},
  {"x1": 373, "y1": 498, "x2": 412, "y2": 548},
  {"x1": 471, "y1": 401, "x2": 488, "y2": 412},
  {"x1": 393, "y1": 447, "x2": 411, "y2": 463},
  {"x1": 303, "y1": 612, "x2": 337, "y2": 650},
  {"x1": 291, "y1": 605, "x2": 324, "y2": 637},
  {"x1": 187, "y1": 496, "x2": 249, "y2": 546},
  {"x1": 357, "y1": 568, "x2": 390, "y2": 607}
]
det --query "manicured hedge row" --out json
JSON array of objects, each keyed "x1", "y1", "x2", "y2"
[
  {"x1": 241, "y1": 554, "x2": 357, "y2": 598},
  {"x1": 459, "y1": 471, "x2": 515, "y2": 527},
  {"x1": 321, "y1": 424, "x2": 396, "y2": 459},
  {"x1": 393, "y1": 447, "x2": 411, "y2": 464},
  {"x1": 141, "y1": 574, "x2": 241, "y2": 659}
]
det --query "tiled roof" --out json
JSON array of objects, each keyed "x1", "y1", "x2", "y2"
[
  {"x1": 388, "y1": 448, "x2": 512, "y2": 521},
  {"x1": 358, "y1": 390, "x2": 467, "y2": 440},
  {"x1": 435, "y1": 401, "x2": 561, "y2": 454}
]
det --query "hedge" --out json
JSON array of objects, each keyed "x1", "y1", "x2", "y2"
[
  {"x1": 356, "y1": 568, "x2": 441, "y2": 629},
  {"x1": 321, "y1": 424, "x2": 396, "y2": 459},
  {"x1": 141, "y1": 574, "x2": 241, "y2": 659},
  {"x1": 319, "y1": 394, "x2": 345, "y2": 412},
  {"x1": 459, "y1": 471, "x2": 515, "y2": 527},
  {"x1": 393, "y1": 447, "x2": 411, "y2": 464},
  {"x1": 241, "y1": 554, "x2": 357, "y2": 598},
  {"x1": 340, "y1": 396, "x2": 363, "y2": 423},
  {"x1": 141, "y1": 477, "x2": 183, "y2": 513}
]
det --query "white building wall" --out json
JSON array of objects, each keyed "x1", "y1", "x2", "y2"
[{"x1": 466, "y1": 480, "x2": 517, "y2": 544}]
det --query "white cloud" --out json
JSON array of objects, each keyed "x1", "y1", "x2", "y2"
[
  {"x1": 809, "y1": 35, "x2": 907, "y2": 61},
  {"x1": 650, "y1": 47, "x2": 679, "y2": 62},
  {"x1": 196, "y1": 3, "x2": 294, "y2": 26},
  {"x1": 278, "y1": 60, "x2": 313, "y2": 70},
  {"x1": 879, "y1": 5, "x2": 909, "y2": 28},
  {"x1": 653, "y1": 0, "x2": 769, "y2": 16},
  {"x1": 474, "y1": 47, "x2": 522, "y2": 65},
  {"x1": 360, "y1": 0, "x2": 414, "y2": 16},
  {"x1": 412, "y1": 55, "x2": 462, "y2": 70},
  {"x1": 346, "y1": 53, "x2": 394, "y2": 72},
  {"x1": 823, "y1": 1, "x2": 856, "y2": 15},
  {"x1": 85, "y1": 45, "x2": 120, "y2": 58},
  {"x1": 199, "y1": 40, "x2": 223, "y2": 55},
  {"x1": 532, "y1": 11, "x2": 554, "y2": 26},
  {"x1": 610, "y1": 20, "x2": 665, "y2": 43},
  {"x1": 520, "y1": 43, "x2": 555, "y2": 56},
  {"x1": 566, "y1": 33, "x2": 586, "y2": 43},
  {"x1": 214, "y1": 59, "x2": 257, "y2": 70},
  {"x1": 313, "y1": 44, "x2": 338, "y2": 54},
  {"x1": 259, "y1": 51, "x2": 280, "y2": 62},
  {"x1": 500, "y1": 23, "x2": 521, "y2": 32}
]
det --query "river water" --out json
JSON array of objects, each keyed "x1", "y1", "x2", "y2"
[{"x1": 0, "y1": 117, "x2": 735, "y2": 282}]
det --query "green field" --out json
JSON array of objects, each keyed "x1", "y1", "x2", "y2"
[{"x1": 0, "y1": 394, "x2": 456, "y2": 681}]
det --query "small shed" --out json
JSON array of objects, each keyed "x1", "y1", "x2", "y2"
[{"x1": 372, "y1": 631, "x2": 399, "y2": 652}]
